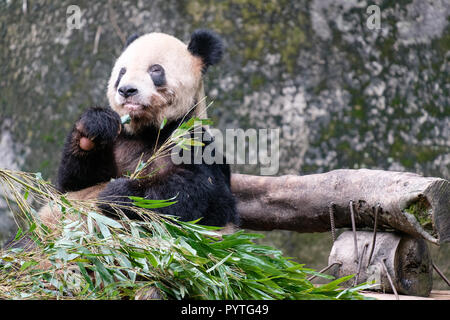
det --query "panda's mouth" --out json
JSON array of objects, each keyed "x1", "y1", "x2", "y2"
[{"x1": 123, "y1": 103, "x2": 144, "y2": 111}]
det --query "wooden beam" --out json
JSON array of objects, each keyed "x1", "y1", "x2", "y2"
[
  {"x1": 361, "y1": 290, "x2": 450, "y2": 300},
  {"x1": 231, "y1": 169, "x2": 450, "y2": 244}
]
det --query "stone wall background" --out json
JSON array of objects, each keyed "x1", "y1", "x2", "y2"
[{"x1": 1, "y1": 0, "x2": 449, "y2": 288}]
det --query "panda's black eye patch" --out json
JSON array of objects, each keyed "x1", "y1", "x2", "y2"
[
  {"x1": 149, "y1": 64, "x2": 166, "y2": 87},
  {"x1": 115, "y1": 67, "x2": 126, "y2": 88}
]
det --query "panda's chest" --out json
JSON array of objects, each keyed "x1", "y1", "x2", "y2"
[{"x1": 113, "y1": 137, "x2": 156, "y2": 176}]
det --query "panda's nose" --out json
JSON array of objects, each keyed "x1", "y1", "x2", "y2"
[{"x1": 118, "y1": 85, "x2": 138, "y2": 98}]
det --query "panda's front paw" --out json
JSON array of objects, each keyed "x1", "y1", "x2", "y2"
[
  {"x1": 74, "y1": 107, "x2": 121, "y2": 151},
  {"x1": 97, "y1": 178, "x2": 143, "y2": 220}
]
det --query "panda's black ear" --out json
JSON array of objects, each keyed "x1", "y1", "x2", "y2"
[
  {"x1": 188, "y1": 29, "x2": 223, "y2": 72},
  {"x1": 124, "y1": 33, "x2": 140, "y2": 50}
]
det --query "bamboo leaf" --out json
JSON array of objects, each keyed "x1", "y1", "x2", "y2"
[
  {"x1": 88, "y1": 211, "x2": 123, "y2": 229},
  {"x1": 14, "y1": 227, "x2": 23, "y2": 241},
  {"x1": 133, "y1": 201, "x2": 178, "y2": 209},
  {"x1": 206, "y1": 252, "x2": 233, "y2": 273},
  {"x1": 19, "y1": 260, "x2": 38, "y2": 272},
  {"x1": 160, "y1": 118, "x2": 167, "y2": 129}
]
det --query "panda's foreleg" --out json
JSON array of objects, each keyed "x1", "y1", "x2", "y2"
[
  {"x1": 96, "y1": 175, "x2": 196, "y2": 221},
  {"x1": 96, "y1": 177, "x2": 146, "y2": 220},
  {"x1": 96, "y1": 167, "x2": 237, "y2": 227},
  {"x1": 56, "y1": 107, "x2": 121, "y2": 192}
]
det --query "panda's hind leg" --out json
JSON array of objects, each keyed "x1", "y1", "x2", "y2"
[{"x1": 38, "y1": 182, "x2": 108, "y2": 228}]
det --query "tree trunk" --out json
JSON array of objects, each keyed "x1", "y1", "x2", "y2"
[
  {"x1": 328, "y1": 231, "x2": 433, "y2": 297},
  {"x1": 231, "y1": 169, "x2": 450, "y2": 245}
]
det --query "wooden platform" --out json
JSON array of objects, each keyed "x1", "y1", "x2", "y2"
[{"x1": 361, "y1": 290, "x2": 450, "y2": 300}]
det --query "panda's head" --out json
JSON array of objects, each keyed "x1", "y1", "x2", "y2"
[{"x1": 107, "y1": 30, "x2": 223, "y2": 134}]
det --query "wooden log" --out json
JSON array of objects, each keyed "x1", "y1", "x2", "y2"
[
  {"x1": 231, "y1": 169, "x2": 450, "y2": 244},
  {"x1": 361, "y1": 290, "x2": 450, "y2": 300},
  {"x1": 328, "y1": 231, "x2": 433, "y2": 297}
]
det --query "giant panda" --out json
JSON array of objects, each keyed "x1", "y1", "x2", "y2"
[{"x1": 39, "y1": 29, "x2": 238, "y2": 230}]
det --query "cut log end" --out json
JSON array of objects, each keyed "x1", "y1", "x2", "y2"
[{"x1": 328, "y1": 231, "x2": 433, "y2": 297}]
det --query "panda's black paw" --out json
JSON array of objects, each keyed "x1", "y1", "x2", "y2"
[{"x1": 74, "y1": 107, "x2": 121, "y2": 151}]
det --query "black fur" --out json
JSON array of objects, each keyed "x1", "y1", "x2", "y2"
[
  {"x1": 149, "y1": 64, "x2": 166, "y2": 87},
  {"x1": 114, "y1": 67, "x2": 126, "y2": 89},
  {"x1": 56, "y1": 107, "x2": 238, "y2": 227},
  {"x1": 188, "y1": 29, "x2": 224, "y2": 72},
  {"x1": 56, "y1": 107, "x2": 121, "y2": 192}
]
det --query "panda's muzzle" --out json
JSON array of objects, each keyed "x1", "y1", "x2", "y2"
[{"x1": 118, "y1": 85, "x2": 138, "y2": 98}]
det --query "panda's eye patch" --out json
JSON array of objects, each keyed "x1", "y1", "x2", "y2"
[
  {"x1": 115, "y1": 67, "x2": 126, "y2": 88},
  {"x1": 149, "y1": 64, "x2": 166, "y2": 87}
]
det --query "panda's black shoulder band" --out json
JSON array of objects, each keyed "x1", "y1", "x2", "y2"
[{"x1": 188, "y1": 29, "x2": 223, "y2": 72}]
